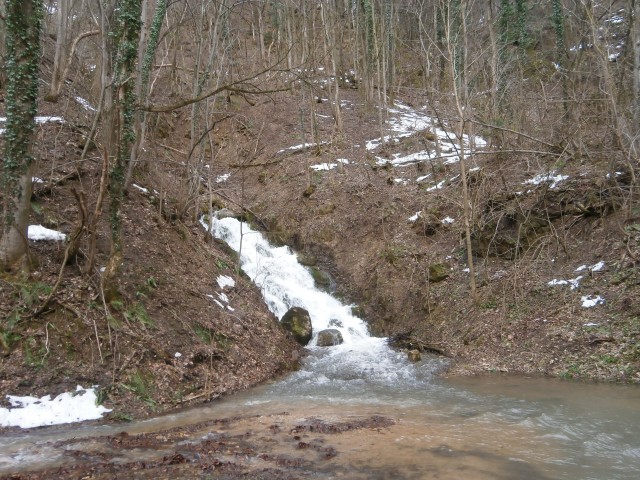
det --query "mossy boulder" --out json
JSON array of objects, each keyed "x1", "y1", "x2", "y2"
[
  {"x1": 309, "y1": 267, "x2": 332, "y2": 290},
  {"x1": 428, "y1": 263, "x2": 449, "y2": 283},
  {"x1": 316, "y1": 329, "x2": 344, "y2": 347},
  {"x1": 281, "y1": 307, "x2": 313, "y2": 346},
  {"x1": 297, "y1": 252, "x2": 318, "y2": 267}
]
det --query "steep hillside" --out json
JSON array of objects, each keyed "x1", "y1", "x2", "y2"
[
  {"x1": 206, "y1": 87, "x2": 640, "y2": 383},
  {"x1": 0, "y1": 42, "x2": 302, "y2": 418}
]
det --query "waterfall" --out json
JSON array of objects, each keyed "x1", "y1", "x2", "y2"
[{"x1": 202, "y1": 215, "x2": 445, "y2": 401}]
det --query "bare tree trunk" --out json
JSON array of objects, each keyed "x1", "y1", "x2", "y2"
[
  {"x1": 46, "y1": 0, "x2": 70, "y2": 101},
  {"x1": 320, "y1": 1, "x2": 343, "y2": 136},
  {"x1": 634, "y1": 0, "x2": 640, "y2": 135},
  {"x1": 447, "y1": 0, "x2": 477, "y2": 302}
]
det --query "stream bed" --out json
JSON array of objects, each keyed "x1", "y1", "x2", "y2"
[{"x1": 1, "y1": 217, "x2": 638, "y2": 479}]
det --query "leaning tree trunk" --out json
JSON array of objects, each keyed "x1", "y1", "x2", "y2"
[{"x1": 0, "y1": 0, "x2": 43, "y2": 271}]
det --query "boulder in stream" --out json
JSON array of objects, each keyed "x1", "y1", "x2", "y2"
[
  {"x1": 316, "y1": 329, "x2": 344, "y2": 347},
  {"x1": 407, "y1": 350, "x2": 422, "y2": 362},
  {"x1": 281, "y1": 307, "x2": 313, "y2": 345}
]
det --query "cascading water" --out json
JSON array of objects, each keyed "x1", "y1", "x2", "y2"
[{"x1": 203, "y1": 215, "x2": 446, "y2": 404}]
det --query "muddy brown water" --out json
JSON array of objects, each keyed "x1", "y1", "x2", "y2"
[{"x1": 1, "y1": 371, "x2": 639, "y2": 479}]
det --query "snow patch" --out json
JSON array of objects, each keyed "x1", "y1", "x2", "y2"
[
  {"x1": 426, "y1": 179, "x2": 447, "y2": 192},
  {"x1": 581, "y1": 295, "x2": 605, "y2": 308},
  {"x1": 28, "y1": 225, "x2": 66, "y2": 242},
  {"x1": 277, "y1": 141, "x2": 327, "y2": 154},
  {"x1": 216, "y1": 173, "x2": 231, "y2": 183},
  {"x1": 75, "y1": 96, "x2": 96, "y2": 112},
  {"x1": 0, "y1": 386, "x2": 111, "y2": 429},
  {"x1": 408, "y1": 211, "x2": 421, "y2": 222},
  {"x1": 310, "y1": 163, "x2": 337, "y2": 171},
  {"x1": 548, "y1": 276, "x2": 583, "y2": 290},
  {"x1": 523, "y1": 171, "x2": 569, "y2": 189},
  {"x1": 576, "y1": 261, "x2": 605, "y2": 273},
  {"x1": 216, "y1": 275, "x2": 235, "y2": 289},
  {"x1": 35, "y1": 116, "x2": 64, "y2": 125}
]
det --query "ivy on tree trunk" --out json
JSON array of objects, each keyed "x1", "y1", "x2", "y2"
[
  {"x1": 0, "y1": 0, "x2": 43, "y2": 271},
  {"x1": 102, "y1": 0, "x2": 142, "y2": 300}
]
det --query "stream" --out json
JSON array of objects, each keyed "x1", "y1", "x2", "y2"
[{"x1": 1, "y1": 216, "x2": 639, "y2": 479}]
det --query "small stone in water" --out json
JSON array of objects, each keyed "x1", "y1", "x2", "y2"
[
  {"x1": 316, "y1": 329, "x2": 344, "y2": 347},
  {"x1": 408, "y1": 350, "x2": 422, "y2": 362}
]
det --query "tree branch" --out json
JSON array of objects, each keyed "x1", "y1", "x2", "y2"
[
  {"x1": 468, "y1": 119, "x2": 562, "y2": 150},
  {"x1": 142, "y1": 56, "x2": 290, "y2": 113}
]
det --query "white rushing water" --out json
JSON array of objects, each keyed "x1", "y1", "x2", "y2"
[{"x1": 202, "y1": 215, "x2": 445, "y2": 403}]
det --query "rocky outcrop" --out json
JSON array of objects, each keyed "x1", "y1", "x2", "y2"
[
  {"x1": 281, "y1": 307, "x2": 313, "y2": 345},
  {"x1": 316, "y1": 329, "x2": 344, "y2": 347}
]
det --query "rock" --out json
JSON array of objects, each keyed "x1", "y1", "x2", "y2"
[
  {"x1": 316, "y1": 329, "x2": 344, "y2": 347},
  {"x1": 428, "y1": 263, "x2": 449, "y2": 283},
  {"x1": 309, "y1": 267, "x2": 332, "y2": 289},
  {"x1": 216, "y1": 208, "x2": 238, "y2": 220},
  {"x1": 297, "y1": 252, "x2": 317, "y2": 267},
  {"x1": 328, "y1": 318, "x2": 343, "y2": 328},
  {"x1": 281, "y1": 307, "x2": 313, "y2": 345},
  {"x1": 303, "y1": 185, "x2": 316, "y2": 197},
  {"x1": 408, "y1": 350, "x2": 422, "y2": 362}
]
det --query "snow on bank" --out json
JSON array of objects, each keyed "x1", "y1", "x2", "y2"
[
  {"x1": 216, "y1": 275, "x2": 235, "y2": 289},
  {"x1": 575, "y1": 261, "x2": 605, "y2": 273},
  {"x1": 582, "y1": 295, "x2": 605, "y2": 308},
  {"x1": 75, "y1": 96, "x2": 96, "y2": 112},
  {"x1": 277, "y1": 141, "x2": 327, "y2": 154},
  {"x1": 28, "y1": 225, "x2": 66, "y2": 242},
  {"x1": 367, "y1": 102, "x2": 486, "y2": 168},
  {"x1": 548, "y1": 276, "x2": 583, "y2": 290},
  {"x1": 35, "y1": 116, "x2": 64, "y2": 125},
  {"x1": 209, "y1": 275, "x2": 236, "y2": 312},
  {"x1": 523, "y1": 171, "x2": 569, "y2": 189},
  {"x1": 0, "y1": 386, "x2": 110, "y2": 429},
  {"x1": 0, "y1": 116, "x2": 64, "y2": 136},
  {"x1": 310, "y1": 159, "x2": 349, "y2": 171}
]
